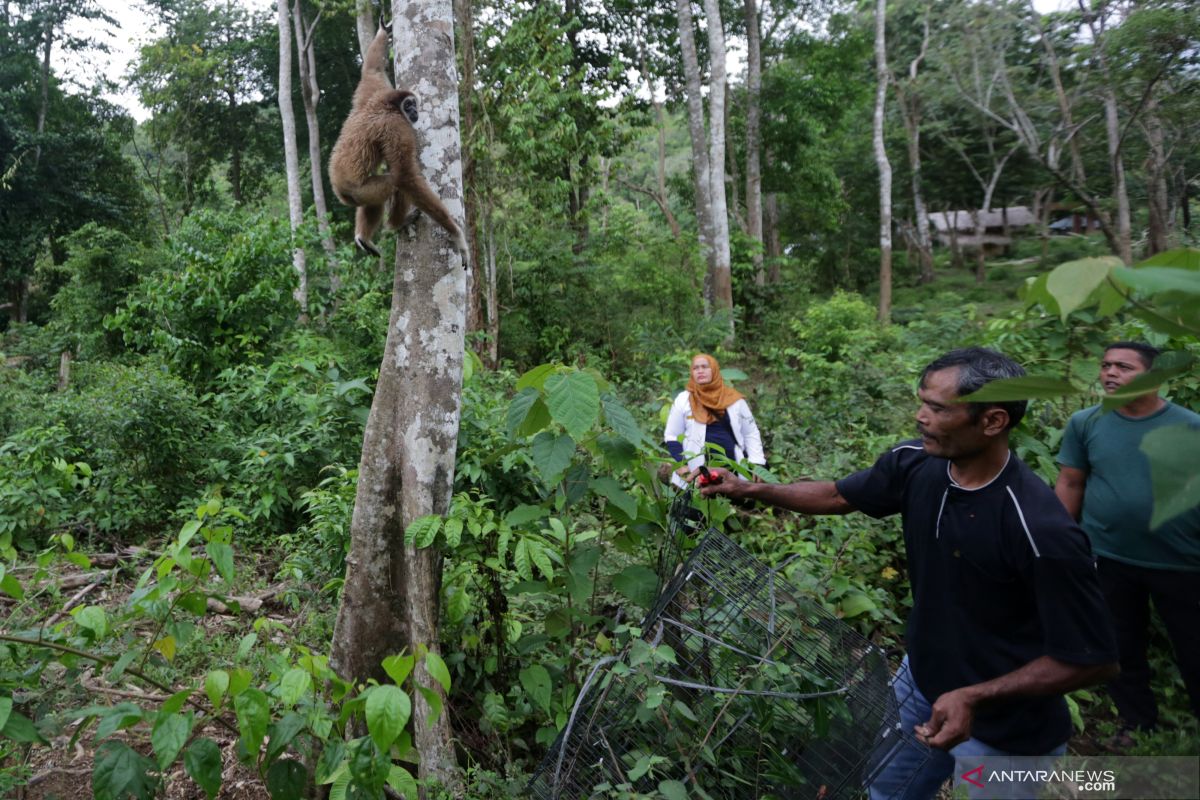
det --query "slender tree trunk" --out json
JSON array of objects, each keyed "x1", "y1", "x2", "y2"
[
  {"x1": 675, "y1": 0, "x2": 716, "y2": 296},
  {"x1": 331, "y1": 0, "x2": 468, "y2": 791},
  {"x1": 1142, "y1": 96, "x2": 1170, "y2": 255},
  {"x1": 454, "y1": 0, "x2": 484, "y2": 341},
  {"x1": 355, "y1": 0, "x2": 376, "y2": 57},
  {"x1": 1101, "y1": 89, "x2": 1132, "y2": 264},
  {"x1": 484, "y1": 211, "x2": 499, "y2": 368},
  {"x1": 948, "y1": 209, "x2": 963, "y2": 269},
  {"x1": 703, "y1": 0, "x2": 734, "y2": 341},
  {"x1": 872, "y1": 0, "x2": 892, "y2": 323},
  {"x1": 743, "y1": 0, "x2": 764, "y2": 286},
  {"x1": 35, "y1": 14, "x2": 52, "y2": 165},
  {"x1": 1030, "y1": 3, "x2": 1086, "y2": 187},
  {"x1": 724, "y1": 89, "x2": 743, "y2": 234},
  {"x1": 764, "y1": 192, "x2": 782, "y2": 283},
  {"x1": 892, "y1": 16, "x2": 932, "y2": 284},
  {"x1": 292, "y1": 0, "x2": 338, "y2": 269},
  {"x1": 277, "y1": 0, "x2": 307, "y2": 318}
]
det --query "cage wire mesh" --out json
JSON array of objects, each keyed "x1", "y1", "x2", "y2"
[{"x1": 528, "y1": 491, "x2": 930, "y2": 799}]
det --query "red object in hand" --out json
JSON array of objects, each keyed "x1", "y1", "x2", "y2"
[{"x1": 697, "y1": 466, "x2": 721, "y2": 486}]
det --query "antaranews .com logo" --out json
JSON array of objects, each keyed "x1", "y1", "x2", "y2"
[{"x1": 951, "y1": 756, "x2": 1198, "y2": 799}]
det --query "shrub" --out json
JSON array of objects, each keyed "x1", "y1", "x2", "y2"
[
  {"x1": 108, "y1": 210, "x2": 299, "y2": 385},
  {"x1": 44, "y1": 358, "x2": 213, "y2": 534}
]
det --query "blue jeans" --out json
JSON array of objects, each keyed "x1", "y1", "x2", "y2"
[{"x1": 868, "y1": 657, "x2": 1067, "y2": 800}]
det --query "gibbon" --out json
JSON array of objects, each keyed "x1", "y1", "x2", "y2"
[{"x1": 328, "y1": 28, "x2": 469, "y2": 263}]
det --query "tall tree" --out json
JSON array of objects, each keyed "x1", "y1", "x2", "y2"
[
  {"x1": 889, "y1": 3, "x2": 933, "y2": 284},
  {"x1": 676, "y1": 0, "x2": 715, "y2": 300},
  {"x1": 291, "y1": 0, "x2": 337, "y2": 265},
  {"x1": 743, "y1": 0, "x2": 765, "y2": 286},
  {"x1": 872, "y1": 0, "x2": 892, "y2": 322},
  {"x1": 330, "y1": 0, "x2": 469, "y2": 792},
  {"x1": 276, "y1": 0, "x2": 307, "y2": 316},
  {"x1": 703, "y1": 0, "x2": 734, "y2": 339}
]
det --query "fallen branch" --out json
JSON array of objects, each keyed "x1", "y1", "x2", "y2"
[{"x1": 44, "y1": 580, "x2": 102, "y2": 627}]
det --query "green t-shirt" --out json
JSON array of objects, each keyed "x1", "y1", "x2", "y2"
[{"x1": 1057, "y1": 401, "x2": 1200, "y2": 571}]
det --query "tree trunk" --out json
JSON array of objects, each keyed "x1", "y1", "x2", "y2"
[
  {"x1": 892, "y1": 15, "x2": 933, "y2": 285},
  {"x1": 276, "y1": 0, "x2": 308, "y2": 318},
  {"x1": 1142, "y1": 95, "x2": 1170, "y2": 255},
  {"x1": 675, "y1": 0, "x2": 715, "y2": 295},
  {"x1": 872, "y1": 0, "x2": 892, "y2": 323},
  {"x1": 484, "y1": 211, "x2": 499, "y2": 369},
  {"x1": 764, "y1": 192, "x2": 782, "y2": 283},
  {"x1": 1030, "y1": 2, "x2": 1086, "y2": 187},
  {"x1": 948, "y1": 209, "x2": 963, "y2": 269},
  {"x1": 971, "y1": 209, "x2": 986, "y2": 284},
  {"x1": 330, "y1": 0, "x2": 468, "y2": 792},
  {"x1": 743, "y1": 0, "x2": 764, "y2": 286},
  {"x1": 454, "y1": 0, "x2": 484, "y2": 341},
  {"x1": 703, "y1": 0, "x2": 734, "y2": 341},
  {"x1": 1101, "y1": 90, "x2": 1133, "y2": 265},
  {"x1": 292, "y1": 0, "x2": 338, "y2": 269},
  {"x1": 355, "y1": 0, "x2": 376, "y2": 57}
]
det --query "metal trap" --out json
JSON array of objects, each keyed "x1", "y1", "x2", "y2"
[{"x1": 527, "y1": 492, "x2": 929, "y2": 799}]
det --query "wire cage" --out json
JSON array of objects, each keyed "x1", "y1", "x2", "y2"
[{"x1": 527, "y1": 492, "x2": 930, "y2": 799}]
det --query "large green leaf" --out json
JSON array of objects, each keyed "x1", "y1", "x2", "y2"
[
  {"x1": 0, "y1": 696, "x2": 11, "y2": 733},
  {"x1": 205, "y1": 670, "x2": 230, "y2": 709},
  {"x1": 590, "y1": 476, "x2": 638, "y2": 520},
  {"x1": 0, "y1": 710, "x2": 45, "y2": 743},
  {"x1": 1141, "y1": 425, "x2": 1200, "y2": 529},
  {"x1": 506, "y1": 387, "x2": 551, "y2": 438},
  {"x1": 1114, "y1": 266, "x2": 1200, "y2": 296},
  {"x1": 266, "y1": 760, "x2": 307, "y2": 800},
  {"x1": 266, "y1": 713, "x2": 306, "y2": 762},
  {"x1": 365, "y1": 685, "x2": 411, "y2": 752},
  {"x1": 425, "y1": 651, "x2": 452, "y2": 694},
  {"x1": 1136, "y1": 247, "x2": 1200, "y2": 270},
  {"x1": 94, "y1": 741, "x2": 158, "y2": 800},
  {"x1": 387, "y1": 766, "x2": 419, "y2": 799},
  {"x1": 545, "y1": 371, "x2": 600, "y2": 440},
  {"x1": 531, "y1": 431, "x2": 575, "y2": 483},
  {"x1": 184, "y1": 738, "x2": 223, "y2": 799},
  {"x1": 960, "y1": 375, "x2": 1082, "y2": 402},
  {"x1": 277, "y1": 667, "x2": 311, "y2": 707},
  {"x1": 601, "y1": 393, "x2": 646, "y2": 447},
  {"x1": 519, "y1": 664, "x2": 552, "y2": 713},
  {"x1": 1045, "y1": 257, "x2": 1121, "y2": 320},
  {"x1": 1100, "y1": 352, "x2": 1196, "y2": 412},
  {"x1": 151, "y1": 711, "x2": 192, "y2": 769},
  {"x1": 613, "y1": 565, "x2": 659, "y2": 608},
  {"x1": 404, "y1": 515, "x2": 442, "y2": 548},
  {"x1": 234, "y1": 688, "x2": 270, "y2": 756},
  {"x1": 504, "y1": 504, "x2": 547, "y2": 527},
  {"x1": 516, "y1": 363, "x2": 559, "y2": 391},
  {"x1": 382, "y1": 652, "x2": 415, "y2": 687},
  {"x1": 206, "y1": 541, "x2": 235, "y2": 583}
]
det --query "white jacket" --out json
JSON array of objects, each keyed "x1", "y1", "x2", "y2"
[{"x1": 663, "y1": 390, "x2": 766, "y2": 470}]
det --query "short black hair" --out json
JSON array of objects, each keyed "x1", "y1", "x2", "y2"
[
  {"x1": 1103, "y1": 341, "x2": 1159, "y2": 369},
  {"x1": 920, "y1": 347, "x2": 1028, "y2": 430}
]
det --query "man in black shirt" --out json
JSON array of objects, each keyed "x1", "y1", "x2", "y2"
[{"x1": 698, "y1": 348, "x2": 1118, "y2": 800}]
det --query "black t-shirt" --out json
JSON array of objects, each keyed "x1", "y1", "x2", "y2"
[{"x1": 835, "y1": 441, "x2": 1117, "y2": 754}]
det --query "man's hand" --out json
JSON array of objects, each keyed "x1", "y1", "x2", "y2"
[
  {"x1": 916, "y1": 686, "x2": 977, "y2": 750},
  {"x1": 691, "y1": 466, "x2": 749, "y2": 498}
]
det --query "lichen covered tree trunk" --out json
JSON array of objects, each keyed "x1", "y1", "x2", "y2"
[
  {"x1": 276, "y1": 0, "x2": 307, "y2": 317},
  {"x1": 330, "y1": 0, "x2": 468, "y2": 793},
  {"x1": 872, "y1": 0, "x2": 892, "y2": 323}
]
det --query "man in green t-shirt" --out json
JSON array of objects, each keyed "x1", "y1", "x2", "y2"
[{"x1": 1056, "y1": 341, "x2": 1200, "y2": 739}]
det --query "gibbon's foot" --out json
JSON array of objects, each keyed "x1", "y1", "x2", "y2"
[
  {"x1": 389, "y1": 208, "x2": 422, "y2": 231},
  {"x1": 354, "y1": 235, "x2": 382, "y2": 257}
]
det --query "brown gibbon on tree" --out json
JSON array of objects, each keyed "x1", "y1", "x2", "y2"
[{"x1": 328, "y1": 27, "x2": 469, "y2": 263}]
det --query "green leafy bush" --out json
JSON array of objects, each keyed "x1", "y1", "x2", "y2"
[{"x1": 108, "y1": 210, "x2": 298, "y2": 385}]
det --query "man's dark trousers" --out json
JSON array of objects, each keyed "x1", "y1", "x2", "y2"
[{"x1": 1099, "y1": 557, "x2": 1200, "y2": 728}]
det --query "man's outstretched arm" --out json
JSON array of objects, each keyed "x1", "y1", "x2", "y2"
[
  {"x1": 918, "y1": 656, "x2": 1118, "y2": 750},
  {"x1": 695, "y1": 468, "x2": 855, "y2": 515}
]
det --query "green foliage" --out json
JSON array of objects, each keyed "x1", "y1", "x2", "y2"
[
  {"x1": 0, "y1": 424, "x2": 91, "y2": 555},
  {"x1": 0, "y1": 499, "x2": 450, "y2": 798},
  {"x1": 46, "y1": 224, "x2": 149, "y2": 358},
  {"x1": 45, "y1": 359, "x2": 212, "y2": 532},
  {"x1": 108, "y1": 210, "x2": 299, "y2": 385}
]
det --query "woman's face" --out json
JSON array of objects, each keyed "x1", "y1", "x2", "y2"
[{"x1": 691, "y1": 357, "x2": 714, "y2": 386}]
